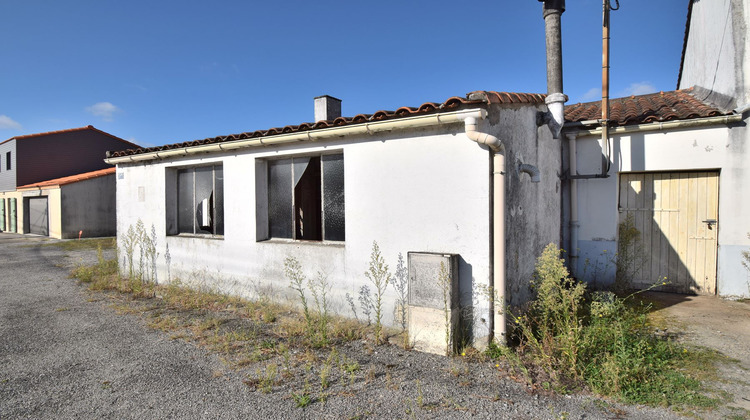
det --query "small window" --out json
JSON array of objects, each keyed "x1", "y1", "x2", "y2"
[
  {"x1": 5, "y1": 152, "x2": 10, "y2": 170},
  {"x1": 267, "y1": 153, "x2": 344, "y2": 241},
  {"x1": 171, "y1": 164, "x2": 223, "y2": 236}
]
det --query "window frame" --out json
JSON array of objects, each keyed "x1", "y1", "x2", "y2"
[
  {"x1": 165, "y1": 163, "x2": 224, "y2": 238},
  {"x1": 258, "y1": 151, "x2": 344, "y2": 243}
]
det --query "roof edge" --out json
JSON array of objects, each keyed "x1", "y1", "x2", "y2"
[{"x1": 17, "y1": 167, "x2": 116, "y2": 189}]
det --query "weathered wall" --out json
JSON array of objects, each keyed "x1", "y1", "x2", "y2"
[
  {"x1": 569, "y1": 123, "x2": 750, "y2": 297},
  {"x1": 679, "y1": 0, "x2": 746, "y2": 107},
  {"x1": 0, "y1": 140, "x2": 17, "y2": 192},
  {"x1": 117, "y1": 125, "x2": 495, "y2": 342},
  {"x1": 60, "y1": 174, "x2": 116, "y2": 238},
  {"x1": 484, "y1": 104, "x2": 562, "y2": 307},
  {"x1": 114, "y1": 105, "x2": 561, "y2": 345}
]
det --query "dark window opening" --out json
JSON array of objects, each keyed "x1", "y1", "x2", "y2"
[
  {"x1": 176, "y1": 165, "x2": 223, "y2": 235},
  {"x1": 267, "y1": 153, "x2": 344, "y2": 241},
  {"x1": 6, "y1": 152, "x2": 10, "y2": 171}
]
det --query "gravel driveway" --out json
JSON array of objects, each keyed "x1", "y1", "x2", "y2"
[{"x1": 0, "y1": 234, "x2": 686, "y2": 419}]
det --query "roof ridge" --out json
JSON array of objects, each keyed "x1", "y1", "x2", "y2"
[{"x1": 2, "y1": 125, "x2": 139, "y2": 148}]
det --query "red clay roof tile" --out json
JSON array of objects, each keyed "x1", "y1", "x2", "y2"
[
  {"x1": 107, "y1": 91, "x2": 546, "y2": 159},
  {"x1": 564, "y1": 87, "x2": 729, "y2": 126},
  {"x1": 17, "y1": 167, "x2": 116, "y2": 189}
]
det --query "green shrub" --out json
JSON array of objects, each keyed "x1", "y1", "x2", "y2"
[{"x1": 503, "y1": 243, "x2": 720, "y2": 408}]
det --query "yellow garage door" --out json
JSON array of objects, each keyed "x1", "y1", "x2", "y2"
[{"x1": 618, "y1": 171, "x2": 718, "y2": 295}]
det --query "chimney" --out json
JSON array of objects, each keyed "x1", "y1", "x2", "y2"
[
  {"x1": 314, "y1": 95, "x2": 342, "y2": 122},
  {"x1": 539, "y1": 0, "x2": 567, "y2": 139}
]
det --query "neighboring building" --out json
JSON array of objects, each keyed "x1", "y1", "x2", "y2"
[
  {"x1": 15, "y1": 168, "x2": 117, "y2": 238},
  {"x1": 106, "y1": 92, "x2": 562, "y2": 349},
  {"x1": 562, "y1": 0, "x2": 749, "y2": 298},
  {"x1": 0, "y1": 126, "x2": 138, "y2": 238}
]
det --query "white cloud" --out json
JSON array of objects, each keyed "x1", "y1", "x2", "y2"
[
  {"x1": 85, "y1": 102, "x2": 120, "y2": 121},
  {"x1": 580, "y1": 87, "x2": 601, "y2": 102},
  {"x1": 620, "y1": 82, "x2": 657, "y2": 97},
  {"x1": 0, "y1": 115, "x2": 22, "y2": 130}
]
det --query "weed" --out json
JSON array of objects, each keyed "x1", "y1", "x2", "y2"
[
  {"x1": 258, "y1": 363, "x2": 278, "y2": 393},
  {"x1": 615, "y1": 214, "x2": 647, "y2": 292},
  {"x1": 364, "y1": 241, "x2": 391, "y2": 344},
  {"x1": 309, "y1": 271, "x2": 332, "y2": 346},
  {"x1": 42, "y1": 237, "x2": 115, "y2": 251},
  {"x1": 742, "y1": 233, "x2": 750, "y2": 295},
  {"x1": 345, "y1": 292, "x2": 359, "y2": 322},
  {"x1": 504, "y1": 243, "x2": 723, "y2": 409},
  {"x1": 392, "y1": 252, "x2": 408, "y2": 332},
  {"x1": 358, "y1": 285, "x2": 373, "y2": 325},
  {"x1": 291, "y1": 389, "x2": 312, "y2": 408},
  {"x1": 438, "y1": 261, "x2": 452, "y2": 355},
  {"x1": 415, "y1": 379, "x2": 424, "y2": 407}
]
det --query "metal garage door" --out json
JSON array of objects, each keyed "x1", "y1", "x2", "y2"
[
  {"x1": 618, "y1": 171, "x2": 718, "y2": 295},
  {"x1": 28, "y1": 197, "x2": 49, "y2": 236}
]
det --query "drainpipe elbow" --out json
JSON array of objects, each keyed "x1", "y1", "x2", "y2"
[
  {"x1": 518, "y1": 163, "x2": 541, "y2": 183},
  {"x1": 463, "y1": 116, "x2": 504, "y2": 153}
]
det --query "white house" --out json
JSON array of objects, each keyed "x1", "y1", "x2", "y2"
[
  {"x1": 563, "y1": 0, "x2": 750, "y2": 298},
  {"x1": 106, "y1": 92, "x2": 563, "y2": 349}
]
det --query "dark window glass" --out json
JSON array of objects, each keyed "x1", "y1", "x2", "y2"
[
  {"x1": 214, "y1": 166, "x2": 224, "y2": 235},
  {"x1": 294, "y1": 156, "x2": 321, "y2": 240},
  {"x1": 5, "y1": 152, "x2": 10, "y2": 170},
  {"x1": 268, "y1": 159, "x2": 293, "y2": 238},
  {"x1": 267, "y1": 154, "x2": 344, "y2": 241},
  {"x1": 322, "y1": 154, "x2": 345, "y2": 241},
  {"x1": 177, "y1": 169, "x2": 194, "y2": 234}
]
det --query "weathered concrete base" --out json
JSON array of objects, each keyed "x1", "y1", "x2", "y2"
[{"x1": 408, "y1": 305, "x2": 459, "y2": 355}]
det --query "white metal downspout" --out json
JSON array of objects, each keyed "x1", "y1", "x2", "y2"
[
  {"x1": 462, "y1": 115, "x2": 506, "y2": 345},
  {"x1": 566, "y1": 132, "x2": 579, "y2": 277}
]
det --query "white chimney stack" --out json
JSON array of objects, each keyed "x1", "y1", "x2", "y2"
[{"x1": 314, "y1": 95, "x2": 342, "y2": 122}]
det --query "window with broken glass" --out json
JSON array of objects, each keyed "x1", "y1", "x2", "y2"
[
  {"x1": 177, "y1": 165, "x2": 224, "y2": 235},
  {"x1": 267, "y1": 154, "x2": 344, "y2": 241}
]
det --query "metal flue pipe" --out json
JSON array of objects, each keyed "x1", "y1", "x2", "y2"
[{"x1": 540, "y1": 0, "x2": 567, "y2": 139}]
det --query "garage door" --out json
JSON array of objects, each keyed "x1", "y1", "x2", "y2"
[
  {"x1": 618, "y1": 172, "x2": 718, "y2": 295},
  {"x1": 28, "y1": 197, "x2": 49, "y2": 236}
]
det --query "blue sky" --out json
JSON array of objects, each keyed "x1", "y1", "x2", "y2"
[{"x1": 0, "y1": 1, "x2": 688, "y2": 147}]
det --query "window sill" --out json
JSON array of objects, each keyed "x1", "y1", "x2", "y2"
[
  {"x1": 258, "y1": 238, "x2": 345, "y2": 248},
  {"x1": 167, "y1": 233, "x2": 224, "y2": 240}
]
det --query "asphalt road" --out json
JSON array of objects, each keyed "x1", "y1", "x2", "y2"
[
  {"x1": 0, "y1": 235, "x2": 265, "y2": 419},
  {"x1": 0, "y1": 234, "x2": 684, "y2": 419}
]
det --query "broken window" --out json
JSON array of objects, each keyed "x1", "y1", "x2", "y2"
[
  {"x1": 267, "y1": 153, "x2": 344, "y2": 241},
  {"x1": 176, "y1": 165, "x2": 223, "y2": 235}
]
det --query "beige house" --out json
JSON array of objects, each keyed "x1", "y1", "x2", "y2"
[{"x1": 8, "y1": 167, "x2": 117, "y2": 239}]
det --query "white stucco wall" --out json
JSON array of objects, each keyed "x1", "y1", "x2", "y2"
[
  {"x1": 679, "y1": 0, "x2": 748, "y2": 107},
  {"x1": 570, "y1": 124, "x2": 750, "y2": 297},
  {"x1": 117, "y1": 125, "x2": 495, "y2": 340},
  {"x1": 115, "y1": 104, "x2": 562, "y2": 346}
]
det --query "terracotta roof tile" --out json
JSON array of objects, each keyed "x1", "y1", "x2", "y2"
[
  {"x1": 107, "y1": 91, "x2": 547, "y2": 159},
  {"x1": 17, "y1": 167, "x2": 116, "y2": 189},
  {"x1": 564, "y1": 88, "x2": 730, "y2": 126}
]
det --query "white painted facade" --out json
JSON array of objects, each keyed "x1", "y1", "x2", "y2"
[
  {"x1": 567, "y1": 122, "x2": 749, "y2": 297},
  {"x1": 566, "y1": 0, "x2": 750, "y2": 299},
  {"x1": 113, "y1": 103, "x2": 561, "y2": 346}
]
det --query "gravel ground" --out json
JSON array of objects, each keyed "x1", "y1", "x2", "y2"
[{"x1": 0, "y1": 234, "x2": 687, "y2": 419}]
